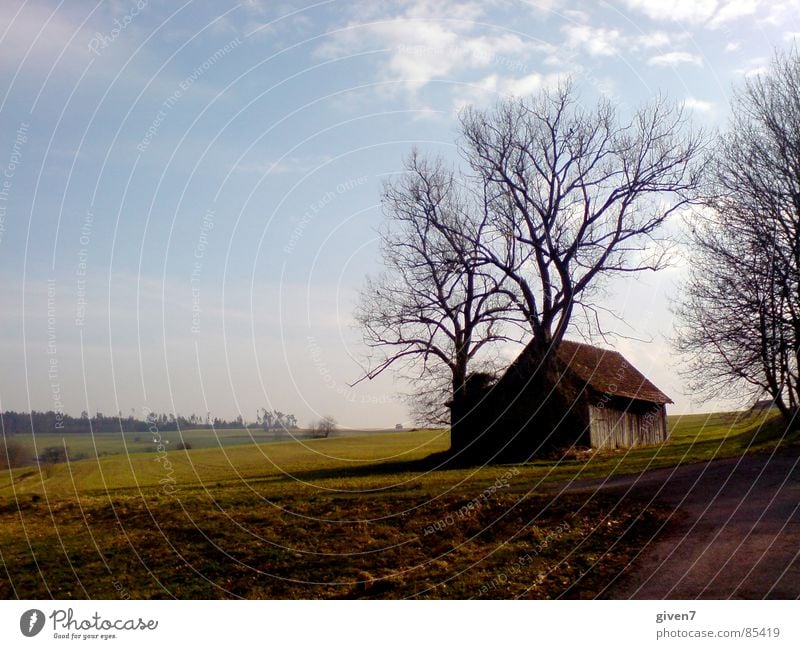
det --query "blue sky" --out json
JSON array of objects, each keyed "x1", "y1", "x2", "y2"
[{"x1": 1, "y1": 0, "x2": 798, "y2": 428}]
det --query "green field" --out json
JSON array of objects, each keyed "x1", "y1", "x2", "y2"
[
  {"x1": 3, "y1": 426, "x2": 400, "y2": 460},
  {"x1": 0, "y1": 409, "x2": 794, "y2": 599}
]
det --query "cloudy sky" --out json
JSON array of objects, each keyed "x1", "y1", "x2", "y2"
[{"x1": 0, "y1": 0, "x2": 798, "y2": 428}]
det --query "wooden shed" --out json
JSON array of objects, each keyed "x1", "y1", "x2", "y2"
[{"x1": 557, "y1": 341, "x2": 672, "y2": 449}]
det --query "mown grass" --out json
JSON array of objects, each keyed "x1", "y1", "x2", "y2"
[{"x1": 0, "y1": 409, "x2": 795, "y2": 599}]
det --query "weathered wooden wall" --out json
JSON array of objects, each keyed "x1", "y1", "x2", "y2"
[{"x1": 588, "y1": 401, "x2": 668, "y2": 449}]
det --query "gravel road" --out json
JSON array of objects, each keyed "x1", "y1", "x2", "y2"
[{"x1": 557, "y1": 445, "x2": 800, "y2": 598}]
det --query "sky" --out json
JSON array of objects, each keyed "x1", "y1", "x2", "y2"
[{"x1": 0, "y1": 0, "x2": 798, "y2": 429}]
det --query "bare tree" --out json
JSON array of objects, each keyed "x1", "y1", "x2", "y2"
[
  {"x1": 354, "y1": 151, "x2": 523, "y2": 426},
  {"x1": 312, "y1": 416, "x2": 337, "y2": 438},
  {"x1": 460, "y1": 80, "x2": 703, "y2": 360},
  {"x1": 0, "y1": 439, "x2": 32, "y2": 470},
  {"x1": 676, "y1": 48, "x2": 800, "y2": 424},
  {"x1": 38, "y1": 446, "x2": 69, "y2": 464},
  {"x1": 452, "y1": 81, "x2": 703, "y2": 458},
  {"x1": 356, "y1": 82, "x2": 702, "y2": 459}
]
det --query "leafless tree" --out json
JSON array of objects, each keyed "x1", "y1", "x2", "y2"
[
  {"x1": 0, "y1": 439, "x2": 32, "y2": 470},
  {"x1": 356, "y1": 82, "x2": 702, "y2": 458},
  {"x1": 676, "y1": 48, "x2": 800, "y2": 424},
  {"x1": 460, "y1": 79, "x2": 704, "y2": 362},
  {"x1": 354, "y1": 151, "x2": 523, "y2": 425},
  {"x1": 312, "y1": 415, "x2": 337, "y2": 439}
]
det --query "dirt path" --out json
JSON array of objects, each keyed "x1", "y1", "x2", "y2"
[{"x1": 557, "y1": 445, "x2": 800, "y2": 598}]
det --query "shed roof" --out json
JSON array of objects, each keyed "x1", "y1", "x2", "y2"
[{"x1": 557, "y1": 340, "x2": 673, "y2": 404}]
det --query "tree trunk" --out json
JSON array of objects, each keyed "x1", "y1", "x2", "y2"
[
  {"x1": 447, "y1": 339, "x2": 579, "y2": 463},
  {"x1": 449, "y1": 370, "x2": 468, "y2": 454}
]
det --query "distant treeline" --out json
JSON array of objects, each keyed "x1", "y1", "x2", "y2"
[{"x1": 0, "y1": 408, "x2": 299, "y2": 435}]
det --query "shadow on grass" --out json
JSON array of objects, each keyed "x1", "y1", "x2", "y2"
[
  {"x1": 282, "y1": 450, "x2": 464, "y2": 485},
  {"x1": 279, "y1": 414, "x2": 798, "y2": 487}
]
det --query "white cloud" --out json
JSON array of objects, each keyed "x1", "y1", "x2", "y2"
[
  {"x1": 393, "y1": 0, "x2": 486, "y2": 22},
  {"x1": 451, "y1": 72, "x2": 564, "y2": 113},
  {"x1": 629, "y1": 29, "x2": 695, "y2": 54},
  {"x1": 761, "y1": 1, "x2": 800, "y2": 26},
  {"x1": 647, "y1": 51, "x2": 703, "y2": 66},
  {"x1": 562, "y1": 9, "x2": 590, "y2": 22},
  {"x1": 559, "y1": 23, "x2": 690, "y2": 64},
  {"x1": 709, "y1": 0, "x2": 759, "y2": 27},
  {"x1": 633, "y1": 31, "x2": 673, "y2": 49},
  {"x1": 504, "y1": 73, "x2": 552, "y2": 96},
  {"x1": 624, "y1": 0, "x2": 719, "y2": 24},
  {"x1": 562, "y1": 24, "x2": 623, "y2": 57},
  {"x1": 724, "y1": 41, "x2": 741, "y2": 52},
  {"x1": 316, "y1": 2, "x2": 551, "y2": 95},
  {"x1": 684, "y1": 96, "x2": 714, "y2": 112},
  {"x1": 624, "y1": 0, "x2": 764, "y2": 27},
  {"x1": 735, "y1": 56, "x2": 769, "y2": 76}
]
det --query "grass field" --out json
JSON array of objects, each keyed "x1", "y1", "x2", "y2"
[
  {"x1": 0, "y1": 409, "x2": 795, "y2": 599},
  {"x1": 3, "y1": 426, "x2": 400, "y2": 460}
]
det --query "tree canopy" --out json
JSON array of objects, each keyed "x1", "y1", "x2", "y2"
[{"x1": 676, "y1": 48, "x2": 800, "y2": 423}]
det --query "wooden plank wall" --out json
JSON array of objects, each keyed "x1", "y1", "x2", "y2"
[{"x1": 588, "y1": 403, "x2": 667, "y2": 449}]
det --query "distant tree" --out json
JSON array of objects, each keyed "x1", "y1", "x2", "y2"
[
  {"x1": 0, "y1": 440, "x2": 32, "y2": 469},
  {"x1": 312, "y1": 416, "x2": 336, "y2": 438},
  {"x1": 676, "y1": 48, "x2": 800, "y2": 424},
  {"x1": 38, "y1": 446, "x2": 69, "y2": 464}
]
